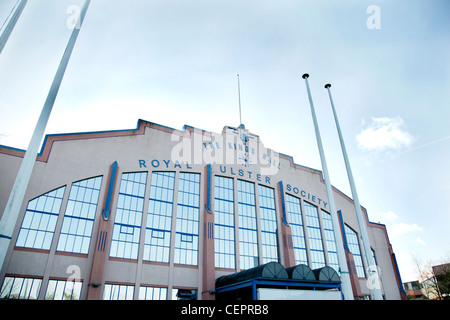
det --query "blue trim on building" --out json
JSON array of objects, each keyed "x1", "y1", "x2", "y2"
[
  {"x1": 278, "y1": 181, "x2": 288, "y2": 226},
  {"x1": 337, "y1": 210, "x2": 350, "y2": 251},
  {"x1": 102, "y1": 161, "x2": 118, "y2": 221},
  {"x1": 205, "y1": 164, "x2": 212, "y2": 213}
]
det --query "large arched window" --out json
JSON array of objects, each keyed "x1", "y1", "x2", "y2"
[
  {"x1": 174, "y1": 172, "x2": 200, "y2": 266},
  {"x1": 322, "y1": 211, "x2": 339, "y2": 273},
  {"x1": 237, "y1": 180, "x2": 258, "y2": 269},
  {"x1": 110, "y1": 172, "x2": 148, "y2": 260},
  {"x1": 345, "y1": 225, "x2": 366, "y2": 278},
  {"x1": 258, "y1": 185, "x2": 278, "y2": 264},
  {"x1": 16, "y1": 186, "x2": 66, "y2": 250},
  {"x1": 304, "y1": 202, "x2": 326, "y2": 269},
  {"x1": 285, "y1": 194, "x2": 308, "y2": 266},
  {"x1": 214, "y1": 176, "x2": 235, "y2": 269},
  {"x1": 144, "y1": 171, "x2": 175, "y2": 263},
  {"x1": 56, "y1": 176, "x2": 103, "y2": 254}
]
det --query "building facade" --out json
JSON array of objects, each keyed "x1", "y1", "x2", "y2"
[{"x1": 0, "y1": 119, "x2": 406, "y2": 300}]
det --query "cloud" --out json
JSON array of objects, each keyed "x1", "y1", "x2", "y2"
[
  {"x1": 356, "y1": 117, "x2": 415, "y2": 151},
  {"x1": 389, "y1": 222, "x2": 423, "y2": 238},
  {"x1": 415, "y1": 237, "x2": 426, "y2": 246},
  {"x1": 378, "y1": 211, "x2": 399, "y2": 221}
]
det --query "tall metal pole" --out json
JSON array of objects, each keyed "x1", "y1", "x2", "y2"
[
  {"x1": 325, "y1": 83, "x2": 383, "y2": 300},
  {"x1": 0, "y1": 0, "x2": 91, "y2": 270},
  {"x1": 302, "y1": 74, "x2": 354, "y2": 300},
  {"x1": 0, "y1": 0, "x2": 28, "y2": 54}
]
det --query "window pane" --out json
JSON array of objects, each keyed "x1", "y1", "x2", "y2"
[
  {"x1": 304, "y1": 202, "x2": 325, "y2": 269},
  {"x1": 0, "y1": 277, "x2": 42, "y2": 300},
  {"x1": 103, "y1": 284, "x2": 134, "y2": 300},
  {"x1": 238, "y1": 180, "x2": 258, "y2": 269},
  {"x1": 57, "y1": 176, "x2": 103, "y2": 254},
  {"x1": 16, "y1": 186, "x2": 66, "y2": 250},
  {"x1": 259, "y1": 185, "x2": 278, "y2": 264},
  {"x1": 45, "y1": 280, "x2": 82, "y2": 300},
  {"x1": 214, "y1": 176, "x2": 235, "y2": 269},
  {"x1": 286, "y1": 194, "x2": 308, "y2": 265},
  {"x1": 174, "y1": 173, "x2": 200, "y2": 266},
  {"x1": 345, "y1": 225, "x2": 366, "y2": 278},
  {"x1": 139, "y1": 286, "x2": 167, "y2": 300},
  {"x1": 110, "y1": 172, "x2": 147, "y2": 259},
  {"x1": 322, "y1": 211, "x2": 340, "y2": 273},
  {"x1": 144, "y1": 172, "x2": 175, "y2": 263}
]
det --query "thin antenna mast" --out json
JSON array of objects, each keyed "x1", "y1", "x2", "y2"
[{"x1": 237, "y1": 74, "x2": 242, "y2": 125}]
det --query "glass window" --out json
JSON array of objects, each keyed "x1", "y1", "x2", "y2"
[
  {"x1": 139, "y1": 286, "x2": 167, "y2": 300},
  {"x1": 322, "y1": 211, "x2": 340, "y2": 273},
  {"x1": 214, "y1": 176, "x2": 235, "y2": 269},
  {"x1": 238, "y1": 180, "x2": 258, "y2": 269},
  {"x1": 285, "y1": 194, "x2": 308, "y2": 265},
  {"x1": 174, "y1": 173, "x2": 200, "y2": 265},
  {"x1": 258, "y1": 185, "x2": 278, "y2": 264},
  {"x1": 103, "y1": 284, "x2": 134, "y2": 300},
  {"x1": 345, "y1": 225, "x2": 366, "y2": 278},
  {"x1": 57, "y1": 176, "x2": 102, "y2": 254},
  {"x1": 16, "y1": 186, "x2": 66, "y2": 250},
  {"x1": 45, "y1": 280, "x2": 82, "y2": 300},
  {"x1": 144, "y1": 172, "x2": 175, "y2": 263},
  {"x1": 0, "y1": 276, "x2": 42, "y2": 300},
  {"x1": 110, "y1": 172, "x2": 147, "y2": 260},
  {"x1": 304, "y1": 202, "x2": 326, "y2": 269}
]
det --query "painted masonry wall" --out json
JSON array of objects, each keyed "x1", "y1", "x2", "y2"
[{"x1": 0, "y1": 120, "x2": 402, "y2": 299}]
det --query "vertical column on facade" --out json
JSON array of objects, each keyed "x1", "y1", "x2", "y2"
[
  {"x1": 167, "y1": 171, "x2": 180, "y2": 299},
  {"x1": 202, "y1": 165, "x2": 215, "y2": 300},
  {"x1": 233, "y1": 177, "x2": 240, "y2": 271},
  {"x1": 299, "y1": 199, "x2": 312, "y2": 268},
  {"x1": 276, "y1": 182, "x2": 295, "y2": 268},
  {"x1": 86, "y1": 161, "x2": 119, "y2": 300},
  {"x1": 134, "y1": 167, "x2": 152, "y2": 300},
  {"x1": 338, "y1": 210, "x2": 362, "y2": 299},
  {"x1": 254, "y1": 183, "x2": 263, "y2": 266}
]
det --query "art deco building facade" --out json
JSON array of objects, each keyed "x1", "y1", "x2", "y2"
[{"x1": 0, "y1": 119, "x2": 406, "y2": 300}]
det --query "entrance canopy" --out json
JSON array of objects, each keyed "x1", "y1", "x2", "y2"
[{"x1": 215, "y1": 262, "x2": 342, "y2": 300}]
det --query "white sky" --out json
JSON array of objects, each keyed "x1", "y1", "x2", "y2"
[{"x1": 1, "y1": 0, "x2": 449, "y2": 283}]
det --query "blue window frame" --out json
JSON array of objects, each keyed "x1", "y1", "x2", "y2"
[
  {"x1": 304, "y1": 202, "x2": 326, "y2": 269},
  {"x1": 139, "y1": 286, "x2": 168, "y2": 300},
  {"x1": 345, "y1": 225, "x2": 366, "y2": 278},
  {"x1": 16, "y1": 186, "x2": 66, "y2": 250},
  {"x1": 110, "y1": 172, "x2": 147, "y2": 260},
  {"x1": 174, "y1": 172, "x2": 200, "y2": 265},
  {"x1": 57, "y1": 176, "x2": 102, "y2": 254},
  {"x1": 322, "y1": 211, "x2": 340, "y2": 273},
  {"x1": 144, "y1": 172, "x2": 175, "y2": 263},
  {"x1": 45, "y1": 279, "x2": 82, "y2": 300},
  {"x1": 237, "y1": 180, "x2": 258, "y2": 269},
  {"x1": 258, "y1": 185, "x2": 278, "y2": 264},
  {"x1": 285, "y1": 194, "x2": 308, "y2": 265},
  {"x1": 0, "y1": 276, "x2": 42, "y2": 300},
  {"x1": 214, "y1": 176, "x2": 235, "y2": 269},
  {"x1": 103, "y1": 283, "x2": 134, "y2": 300}
]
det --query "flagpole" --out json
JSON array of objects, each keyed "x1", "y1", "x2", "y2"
[
  {"x1": 0, "y1": 0, "x2": 28, "y2": 54},
  {"x1": 0, "y1": 0, "x2": 91, "y2": 270},
  {"x1": 325, "y1": 83, "x2": 383, "y2": 300},
  {"x1": 302, "y1": 74, "x2": 354, "y2": 300}
]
